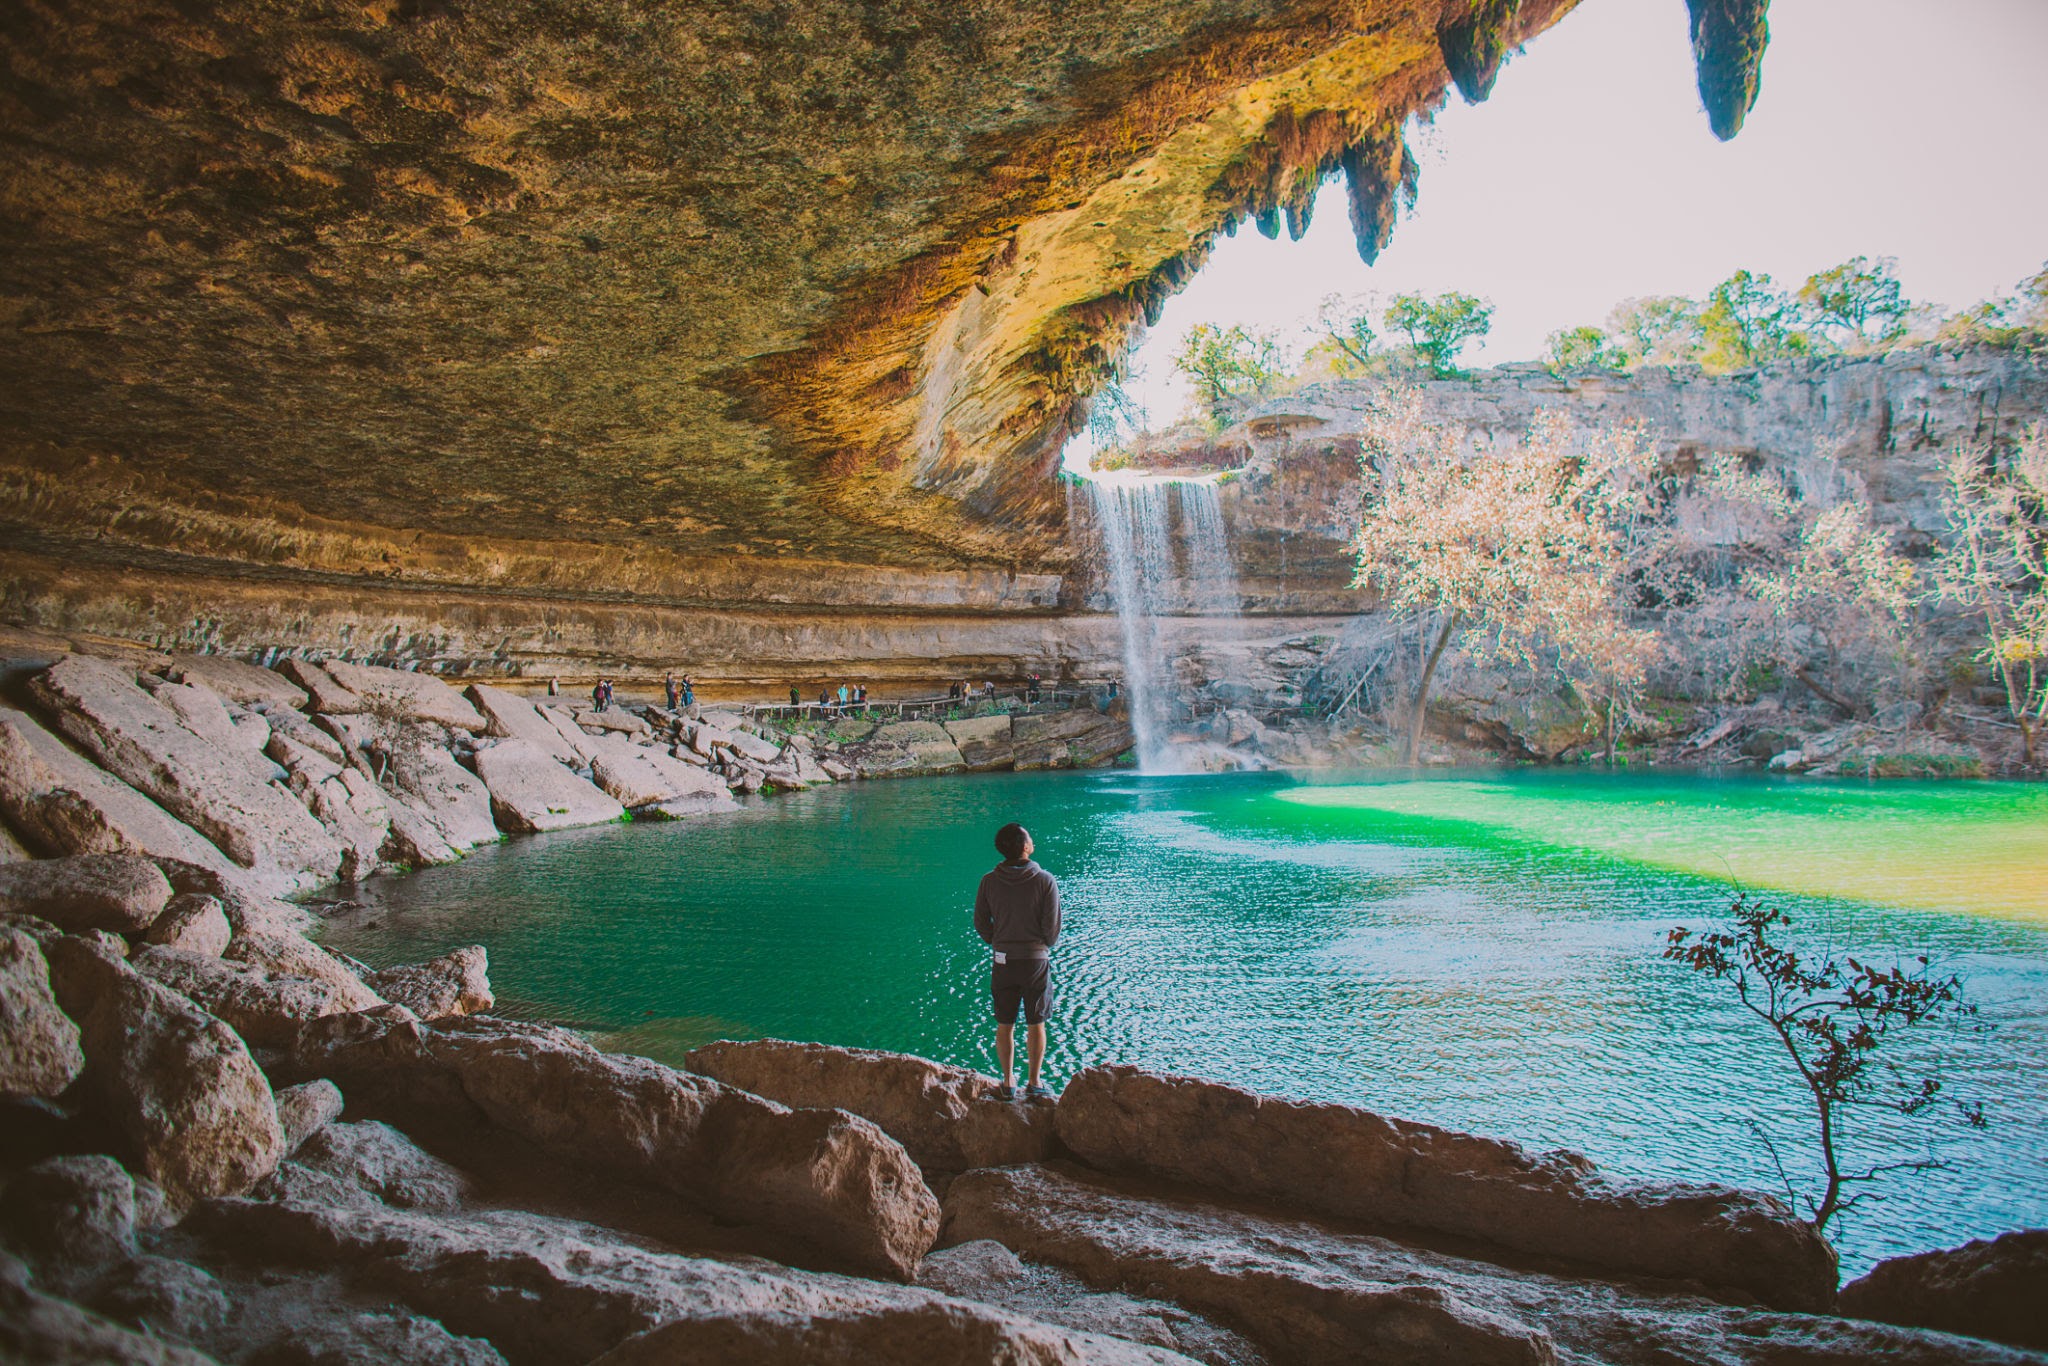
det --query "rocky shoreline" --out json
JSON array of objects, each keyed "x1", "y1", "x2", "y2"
[{"x1": 2, "y1": 641, "x2": 2044, "y2": 1362}]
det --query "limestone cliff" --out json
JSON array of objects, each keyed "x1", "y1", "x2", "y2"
[{"x1": 0, "y1": 0, "x2": 1781, "y2": 670}]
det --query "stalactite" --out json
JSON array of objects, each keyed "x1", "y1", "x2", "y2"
[
  {"x1": 1437, "y1": 0, "x2": 1522, "y2": 104},
  {"x1": 1339, "y1": 126, "x2": 1419, "y2": 267},
  {"x1": 1686, "y1": 0, "x2": 1771, "y2": 141}
]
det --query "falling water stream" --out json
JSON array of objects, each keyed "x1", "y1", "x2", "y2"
[{"x1": 1083, "y1": 474, "x2": 1243, "y2": 770}]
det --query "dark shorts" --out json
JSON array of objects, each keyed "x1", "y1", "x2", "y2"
[{"x1": 991, "y1": 955, "x2": 1052, "y2": 1025}]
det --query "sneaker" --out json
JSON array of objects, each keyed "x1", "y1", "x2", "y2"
[
  {"x1": 1025, "y1": 1082, "x2": 1055, "y2": 1102},
  {"x1": 995, "y1": 1083, "x2": 1019, "y2": 1102}
]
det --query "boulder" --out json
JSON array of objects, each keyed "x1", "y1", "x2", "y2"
[
  {"x1": 0, "y1": 825, "x2": 27, "y2": 862},
  {"x1": 365, "y1": 945, "x2": 494, "y2": 1020},
  {"x1": 41, "y1": 938, "x2": 286, "y2": 1211},
  {"x1": 380, "y1": 792, "x2": 465, "y2": 869},
  {"x1": 224, "y1": 930, "x2": 384, "y2": 1012},
  {"x1": 151, "y1": 859, "x2": 316, "y2": 940},
  {"x1": 285, "y1": 1013, "x2": 938, "y2": 1280},
  {"x1": 141, "y1": 894, "x2": 234, "y2": 956},
  {"x1": 0, "y1": 706, "x2": 240, "y2": 880},
  {"x1": 723, "y1": 728, "x2": 782, "y2": 765},
  {"x1": 294, "y1": 1119, "x2": 476, "y2": 1212},
  {"x1": 323, "y1": 661, "x2": 487, "y2": 732},
  {"x1": 1013, "y1": 712, "x2": 1133, "y2": 770},
  {"x1": 1840, "y1": 1229, "x2": 2048, "y2": 1351},
  {"x1": 190, "y1": 1188, "x2": 1178, "y2": 1366},
  {"x1": 685, "y1": 1039, "x2": 1053, "y2": 1174},
  {"x1": 943, "y1": 715, "x2": 1015, "y2": 771},
  {"x1": 474, "y1": 739, "x2": 626, "y2": 833},
  {"x1": 466, "y1": 684, "x2": 584, "y2": 766},
  {"x1": 275, "y1": 1079, "x2": 346, "y2": 1156},
  {"x1": 0, "y1": 852, "x2": 172, "y2": 934},
  {"x1": 0, "y1": 1154, "x2": 138, "y2": 1280},
  {"x1": 151, "y1": 679, "x2": 256, "y2": 758},
  {"x1": 943, "y1": 1162, "x2": 2001, "y2": 1366},
  {"x1": 249, "y1": 1309, "x2": 506, "y2": 1365},
  {"x1": 140, "y1": 892, "x2": 235, "y2": 952},
  {"x1": 130, "y1": 945, "x2": 369, "y2": 1047},
  {"x1": 166, "y1": 653, "x2": 310, "y2": 711},
  {"x1": 576, "y1": 707, "x2": 651, "y2": 737},
  {"x1": 28, "y1": 657, "x2": 345, "y2": 894},
  {"x1": 535, "y1": 704, "x2": 606, "y2": 764},
  {"x1": 0, "y1": 1262, "x2": 221, "y2": 1366},
  {"x1": 0, "y1": 927, "x2": 83, "y2": 1098},
  {"x1": 277, "y1": 657, "x2": 365, "y2": 714},
  {"x1": 264, "y1": 706, "x2": 349, "y2": 764},
  {"x1": 589, "y1": 740, "x2": 738, "y2": 814},
  {"x1": 381, "y1": 741, "x2": 499, "y2": 852},
  {"x1": 844, "y1": 721, "x2": 967, "y2": 778},
  {"x1": 83, "y1": 1253, "x2": 232, "y2": 1346},
  {"x1": 1054, "y1": 1065, "x2": 1838, "y2": 1313},
  {"x1": 292, "y1": 765, "x2": 395, "y2": 883}
]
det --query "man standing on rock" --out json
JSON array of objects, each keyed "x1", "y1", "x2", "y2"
[{"x1": 974, "y1": 822, "x2": 1061, "y2": 1101}]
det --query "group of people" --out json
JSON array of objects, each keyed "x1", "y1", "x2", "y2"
[
  {"x1": 793, "y1": 682, "x2": 868, "y2": 707},
  {"x1": 664, "y1": 672, "x2": 696, "y2": 710}
]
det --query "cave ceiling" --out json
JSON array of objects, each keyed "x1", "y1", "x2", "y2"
[{"x1": 0, "y1": 0, "x2": 1769, "y2": 589}]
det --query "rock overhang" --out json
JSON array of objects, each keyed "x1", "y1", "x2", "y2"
[{"x1": 0, "y1": 0, "x2": 1770, "y2": 608}]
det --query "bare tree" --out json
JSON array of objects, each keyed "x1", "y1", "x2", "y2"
[{"x1": 1666, "y1": 896, "x2": 1985, "y2": 1236}]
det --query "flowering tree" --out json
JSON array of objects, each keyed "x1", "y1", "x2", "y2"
[
  {"x1": 1352, "y1": 389, "x2": 1660, "y2": 762},
  {"x1": 1934, "y1": 433, "x2": 2048, "y2": 765}
]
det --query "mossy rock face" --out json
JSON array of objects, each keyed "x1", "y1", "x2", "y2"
[
  {"x1": 1438, "y1": 0, "x2": 1522, "y2": 103},
  {"x1": 1687, "y1": 0, "x2": 1771, "y2": 140}
]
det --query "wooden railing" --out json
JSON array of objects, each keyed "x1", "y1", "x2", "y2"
[{"x1": 735, "y1": 687, "x2": 1092, "y2": 726}]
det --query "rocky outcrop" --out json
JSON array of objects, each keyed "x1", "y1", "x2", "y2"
[
  {"x1": 29, "y1": 656, "x2": 344, "y2": 894},
  {"x1": 942, "y1": 1162, "x2": 2026, "y2": 1366},
  {"x1": 1840, "y1": 1230, "x2": 2048, "y2": 1352},
  {"x1": 0, "y1": 852, "x2": 173, "y2": 935},
  {"x1": 686, "y1": 1039, "x2": 1055, "y2": 1177},
  {"x1": 283, "y1": 1011, "x2": 938, "y2": 1280},
  {"x1": 0, "y1": 1260, "x2": 220, "y2": 1366},
  {"x1": 364, "y1": 946, "x2": 495, "y2": 1021},
  {"x1": 1013, "y1": 712, "x2": 1134, "y2": 769},
  {"x1": 473, "y1": 739, "x2": 626, "y2": 832},
  {"x1": 0, "y1": 1155, "x2": 141, "y2": 1282},
  {"x1": 1054, "y1": 1065, "x2": 1838, "y2": 1312},
  {"x1": 0, "y1": 926, "x2": 83, "y2": 1098},
  {"x1": 380, "y1": 740, "x2": 500, "y2": 853},
  {"x1": 223, "y1": 930, "x2": 383, "y2": 1013},
  {"x1": 42, "y1": 938, "x2": 285, "y2": 1212},
  {"x1": 844, "y1": 721, "x2": 968, "y2": 778},
  {"x1": 278, "y1": 659, "x2": 364, "y2": 714},
  {"x1": 944, "y1": 716, "x2": 1018, "y2": 772},
  {"x1": 0, "y1": 706, "x2": 240, "y2": 882}
]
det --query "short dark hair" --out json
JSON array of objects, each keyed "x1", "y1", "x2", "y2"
[{"x1": 994, "y1": 823, "x2": 1030, "y2": 861}]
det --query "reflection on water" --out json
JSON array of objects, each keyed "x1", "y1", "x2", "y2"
[{"x1": 322, "y1": 768, "x2": 2048, "y2": 1275}]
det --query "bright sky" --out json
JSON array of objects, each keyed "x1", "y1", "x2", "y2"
[{"x1": 1106, "y1": 0, "x2": 2048, "y2": 432}]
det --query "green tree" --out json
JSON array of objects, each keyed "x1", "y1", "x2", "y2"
[
  {"x1": 1698, "y1": 270, "x2": 1807, "y2": 371},
  {"x1": 1545, "y1": 325, "x2": 1627, "y2": 374},
  {"x1": 1798, "y1": 257, "x2": 1912, "y2": 349},
  {"x1": 1382, "y1": 291, "x2": 1493, "y2": 378},
  {"x1": 1314, "y1": 293, "x2": 1378, "y2": 370},
  {"x1": 1606, "y1": 296, "x2": 1702, "y2": 367},
  {"x1": 1666, "y1": 896, "x2": 1984, "y2": 1236},
  {"x1": 1172, "y1": 323, "x2": 1286, "y2": 424}
]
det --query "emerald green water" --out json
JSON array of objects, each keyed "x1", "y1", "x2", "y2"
[{"x1": 323, "y1": 768, "x2": 2048, "y2": 1275}]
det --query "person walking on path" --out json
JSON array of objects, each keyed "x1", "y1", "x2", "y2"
[
  {"x1": 837, "y1": 682, "x2": 850, "y2": 706},
  {"x1": 973, "y1": 822, "x2": 1061, "y2": 1101}
]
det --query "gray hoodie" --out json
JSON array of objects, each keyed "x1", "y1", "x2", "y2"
[{"x1": 973, "y1": 859, "x2": 1061, "y2": 961}]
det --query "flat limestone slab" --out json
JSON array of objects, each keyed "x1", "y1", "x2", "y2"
[
  {"x1": 164, "y1": 654, "x2": 309, "y2": 711},
  {"x1": 322, "y1": 661, "x2": 486, "y2": 732},
  {"x1": 943, "y1": 714, "x2": 1015, "y2": 771},
  {"x1": 473, "y1": 739, "x2": 625, "y2": 832},
  {"x1": 467, "y1": 684, "x2": 583, "y2": 766},
  {"x1": 0, "y1": 705, "x2": 240, "y2": 883},
  {"x1": 30, "y1": 656, "x2": 344, "y2": 894}
]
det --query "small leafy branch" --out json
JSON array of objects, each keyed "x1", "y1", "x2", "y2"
[{"x1": 1664, "y1": 895, "x2": 1986, "y2": 1235}]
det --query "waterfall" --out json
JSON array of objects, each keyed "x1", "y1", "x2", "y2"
[{"x1": 1084, "y1": 475, "x2": 1243, "y2": 772}]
